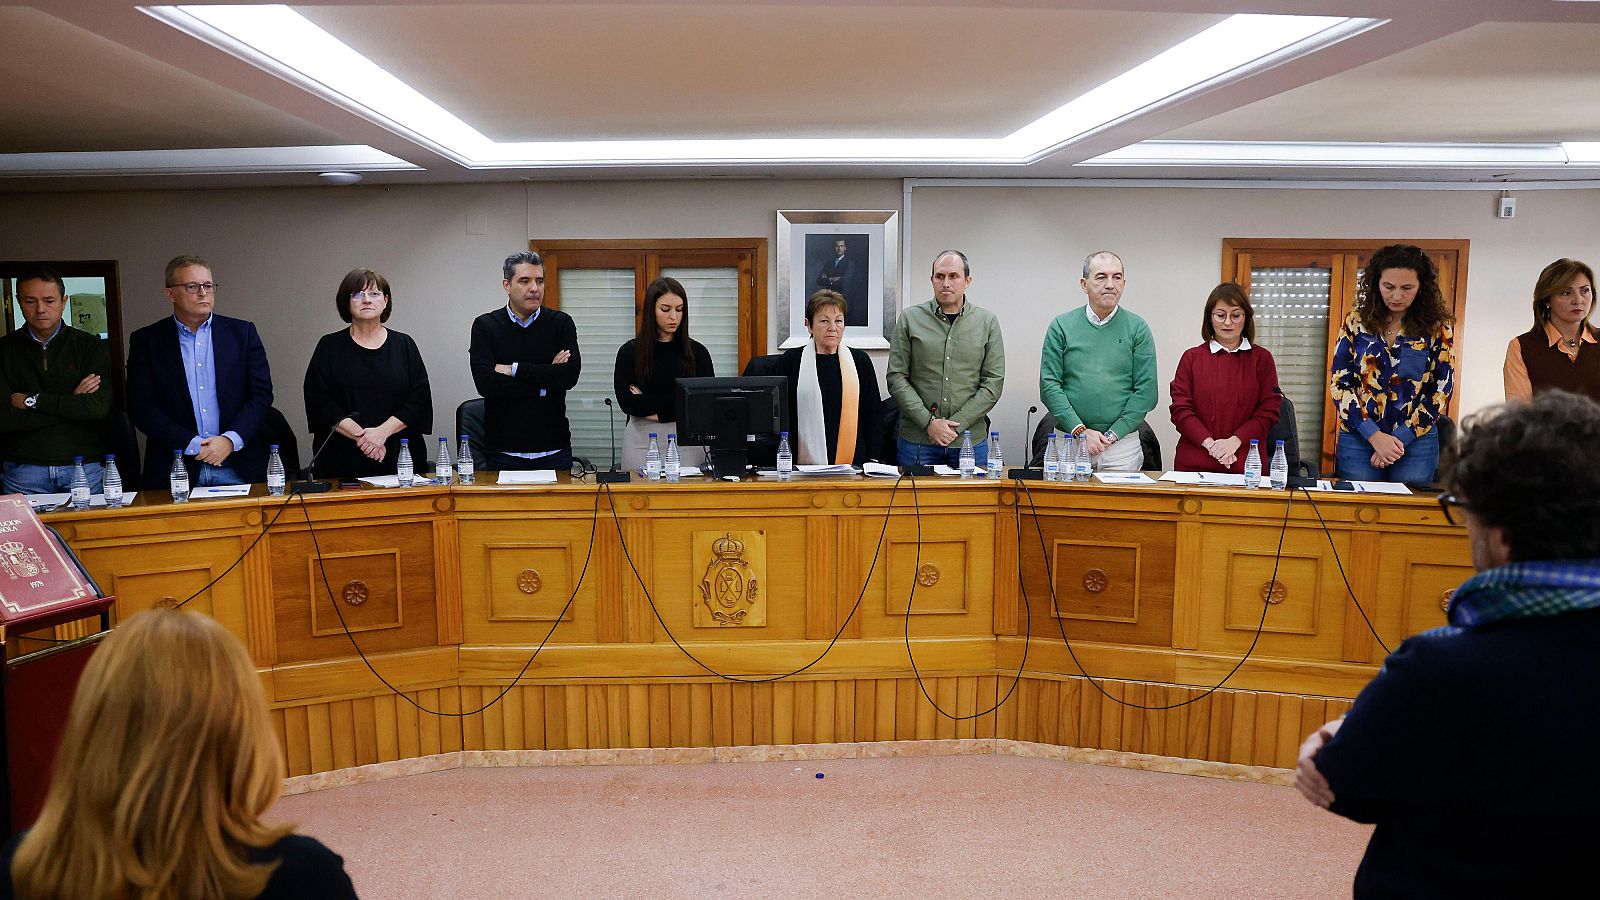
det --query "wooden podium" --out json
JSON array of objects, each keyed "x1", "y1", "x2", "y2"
[{"x1": 0, "y1": 495, "x2": 114, "y2": 835}]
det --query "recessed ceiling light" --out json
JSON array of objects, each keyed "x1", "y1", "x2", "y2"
[
  {"x1": 318, "y1": 171, "x2": 363, "y2": 185},
  {"x1": 1081, "y1": 141, "x2": 1574, "y2": 168},
  {"x1": 147, "y1": 5, "x2": 1373, "y2": 167}
]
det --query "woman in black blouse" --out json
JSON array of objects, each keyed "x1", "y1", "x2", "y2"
[
  {"x1": 779, "y1": 289, "x2": 882, "y2": 465},
  {"x1": 613, "y1": 276, "x2": 714, "y2": 470},
  {"x1": 303, "y1": 268, "x2": 432, "y2": 479}
]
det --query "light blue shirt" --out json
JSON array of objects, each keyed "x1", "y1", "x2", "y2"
[
  {"x1": 506, "y1": 303, "x2": 541, "y2": 380},
  {"x1": 175, "y1": 315, "x2": 242, "y2": 455},
  {"x1": 28, "y1": 322, "x2": 63, "y2": 350}
]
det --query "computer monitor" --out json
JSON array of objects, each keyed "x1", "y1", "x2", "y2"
[{"x1": 675, "y1": 376, "x2": 788, "y2": 479}]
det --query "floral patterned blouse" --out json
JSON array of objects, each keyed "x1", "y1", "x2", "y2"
[{"x1": 1329, "y1": 310, "x2": 1454, "y2": 444}]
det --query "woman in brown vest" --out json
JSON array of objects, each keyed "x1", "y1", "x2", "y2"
[{"x1": 1504, "y1": 258, "x2": 1599, "y2": 403}]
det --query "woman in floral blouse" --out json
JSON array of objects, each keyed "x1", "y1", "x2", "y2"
[{"x1": 1329, "y1": 244, "x2": 1454, "y2": 483}]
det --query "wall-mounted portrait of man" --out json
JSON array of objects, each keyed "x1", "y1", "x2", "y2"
[{"x1": 805, "y1": 233, "x2": 869, "y2": 327}]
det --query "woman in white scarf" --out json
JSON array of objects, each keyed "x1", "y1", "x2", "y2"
[{"x1": 779, "y1": 290, "x2": 883, "y2": 466}]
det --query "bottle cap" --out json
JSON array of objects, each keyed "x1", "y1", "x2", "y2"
[
  {"x1": 781, "y1": 431, "x2": 789, "y2": 438},
  {"x1": 400, "y1": 438, "x2": 409, "y2": 445},
  {"x1": 270, "y1": 443, "x2": 279, "y2": 450},
  {"x1": 106, "y1": 453, "x2": 116, "y2": 461},
  {"x1": 73, "y1": 455, "x2": 83, "y2": 463},
  {"x1": 649, "y1": 433, "x2": 657, "y2": 439}
]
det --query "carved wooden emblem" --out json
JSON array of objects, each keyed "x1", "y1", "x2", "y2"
[
  {"x1": 1082, "y1": 568, "x2": 1109, "y2": 594},
  {"x1": 341, "y1": 580, "x2": 369, "y2": 606},
  {"x1": 1261, "y1": 579, "x2": 1287, "y2": 605},
  {"x1": 155, "y1": 595, "x2": 179, "y2": 609},
  {"x1": 694, "y1": 531, "x2": 767, "y2": 627},
  {"x1": 916, "y1": 563, "x2": 940, "y2": 587},
  {"x1": 518, "y1": 569, "x2": 542, "y2": 594},
  {"x1": 1440, "y1": 588, "x2": 1455, "y2": 614}
]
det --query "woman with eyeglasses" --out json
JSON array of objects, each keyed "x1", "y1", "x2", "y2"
[
  {"x1": 1504, "y1": 258, "x2": 1599, "y2": 403},
  {"x1": 1329, "y1": 244, "x2": 1455, "y2": 483},
  {"x1": 1168, "y1": 282, "x2": 1281, "y2": 473},
  {"x1": 302, "y1": 268, "x2": 433, "y2": 480}
]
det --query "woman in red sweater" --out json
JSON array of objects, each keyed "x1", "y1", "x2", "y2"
[{"x1": 1169, "y1": 282, "x2": 1282, "y2": 472}]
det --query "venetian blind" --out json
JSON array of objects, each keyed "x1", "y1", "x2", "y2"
[{"x1": 1249, "y1": 266, "x2": 1332, "y2": 465}]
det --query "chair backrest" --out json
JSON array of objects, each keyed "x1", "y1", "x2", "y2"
[
  {"x1": 879, "y1": 396, "x2": 900, "y2": 463},
  {"x1": 455, "y1": 398, "x2": 488, "y2": 470},
  {"x1": 106, "y1": 407, "x2": 141, "y2": 478},
  {"x1": 1265, "y1": 392, "x2": 1307, "y2": 476},
  {"x1": 1435, "y1": 415, "x2": 1457, "y2": 480},
  {"x1": 259, "y1": 407, "x2": 302, "y2": 475},
  {"x1": 1136, "y1": 421, "x2": 1161, "y2": 471},
  {"x1": 741, "y1": 353, "x2": 784, "y2": 378},
  {"x1": 1029, "y1": 413, "x2": 1059, "y2": 466}
]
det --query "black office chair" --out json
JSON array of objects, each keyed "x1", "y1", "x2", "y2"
[
  {"x1": 454, "y1": 399, "x2": 488, "y2": 471},
  {"x1": 1029, "y1": 413, "x2": 1159, "y2": 470},
  {"x1": 741, "y1": 353, "x2": 784, "y2": 378},
  {"x1": 1266, "y1": 391, "x2": 1313, "y2": 477},
  {"x1": 259, "y1": 407, "x2": 303, "y2": 476},
  {"x1": 106, "y1": 407, "x2": 141, "y2": 479}
]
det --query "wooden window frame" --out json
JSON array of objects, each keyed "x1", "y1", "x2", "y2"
[
  {"x1": 531, "y1": 238, "x2": 768, "y2": 371},
  {"x1": 1222, "y1": 238, "x2": 1469, "y2": 474}
]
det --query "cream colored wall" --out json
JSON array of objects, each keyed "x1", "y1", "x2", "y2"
[
  {"x1": 908, "y1": 185, "x2": 1600, "y2": 467},
  {"x1": 2, "y1": 180, "x2": 1594, "y2": 470}
]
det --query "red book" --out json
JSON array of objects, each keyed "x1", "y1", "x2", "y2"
[{"x1": 0, "y1": 494, "x2": 98, "y2": 634}]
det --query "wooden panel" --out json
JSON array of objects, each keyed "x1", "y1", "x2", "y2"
[
  {"x1": 483, "y1": 543, "x2": 576, "y2": 622},
  {"x1": 307, "y1": 548, "x2": 404, "y2": 637},
  {"x1": 1019, "y1": 510, "x2": 1175, "y2": 647},
  {"x1": 1050, "y1": 540, "x2": 1140, "y2": 623},
  {"x1": 887, "y1": 539, "x2": 969, "y2": 615}
]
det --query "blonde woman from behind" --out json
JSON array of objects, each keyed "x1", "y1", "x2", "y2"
[{"x1": 2, "y1": 609, "x2": 357, "y2": 899}]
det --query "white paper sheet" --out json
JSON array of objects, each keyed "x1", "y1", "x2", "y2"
[
  {"x1": 188, "y1": 484, "x2": 252, "y2": 499},
  {"x1": 496, "y1": 470, "x2": 559, "y2": 485},
  {"x1": 1347, "y1": 480, "x2": 1412, "y2": 495},
  {"x1": 1094, "y1": 472, "x2": 1158, "y2": 485},
  {"x1": 636, "y1": 466, "x2": 704, "y2": 477},
  {"x1": 862, "y1": 462, "x2": 901, "y2": 478},
  {"x1": 356, "y1": 474, "x2": 449, "y2": 487},
  {"x1": 26, "y1": 491, "x2": 138, "y2": 510}
]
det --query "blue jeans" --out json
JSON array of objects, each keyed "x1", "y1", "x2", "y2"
[
  {"x1": 1335, "y1": 430, "x2": 1440, "y2": 483},
  {"x1": 3, "y1": 461, "x2": 105, "y2": 495},
  {"x1": 196, "y1": 463, "x2": 245, "y2": 487},
  {"x1": 488, "y1": 449, "x2": 572, "y2": 473},
  {"x1": 896, "y1": 436, "x2": 989, "y2": 470}
]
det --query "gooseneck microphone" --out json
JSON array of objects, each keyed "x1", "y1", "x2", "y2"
[
  {"x1": 1015, "y1": 404, "x2": 1045, "y2": 481},
  {"x1": 292, "y1": 411, "x2": 359, "y2": 494},
  {"x1": 597, "y1": 398, "x2": 631, "y2": 484}
]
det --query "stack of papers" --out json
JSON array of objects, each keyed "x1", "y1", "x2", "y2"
[
  {"x1": 757, "y1": 464, "x2": 859, "y2": 477},
  {"x1": 1343, "y1": 481, "x2": 1412, "y2": 495},
  {"x1": 26, "y1": 491, "x2": 138, "y2": 510},
  {"x1": 863, "y1": 462, "x2": 901, "y2": 478},
  {"x1": 356, "y1": 474, "x2": 451, "y2": 488},
  {"x1": 1094, "y1": 472, "x2": 1158, "y2": 485}
]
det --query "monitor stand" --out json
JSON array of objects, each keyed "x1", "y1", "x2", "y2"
[{"x1": 707, "y1": 446, "x2": 749, "y2": 480}]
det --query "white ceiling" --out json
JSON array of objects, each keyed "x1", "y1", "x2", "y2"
[{"x1": 5, "y1": 0, "x2": 1600, "y2": 189}]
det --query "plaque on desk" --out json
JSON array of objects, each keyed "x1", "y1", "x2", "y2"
[{"x1": 0, "y1": 495, "x2": 96, "y2": 629}]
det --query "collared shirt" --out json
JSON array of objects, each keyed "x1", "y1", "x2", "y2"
[
  {"x1": 1086, "y1": 304, "x2": 1119, "y2": 327},
  {"x1": 1207, "y1": 337, "x2": 1253, "y2": 354},
  {"x1": 885, "y1": 297, "x2": 1005, "y2": 441},
  {"x1": 27, "y1": 322, "x2": 63, "y2": 351},
  {"x1": 1503, "y1": 320, "x2": 1598, "y2": 402},
  {"x1": 175, "y1": 315, "x2": 242, "y2": 454}
]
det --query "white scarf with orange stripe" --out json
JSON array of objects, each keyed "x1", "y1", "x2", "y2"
[{"x1": 796, "y1": 340, "x2": 859, "y2": 465}]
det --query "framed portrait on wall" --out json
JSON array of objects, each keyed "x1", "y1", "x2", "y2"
[{"x1": 776, "y1": 209, "x2": 899, "y2": 349}]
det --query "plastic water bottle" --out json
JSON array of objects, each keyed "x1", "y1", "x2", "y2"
[
  {"x1": 436, "y1": 436, "x2": 454, "y2": 485},
  {"x1": 170, "y1": 451, "x2": 190, "y2": 503},
  {"x1": 1244, "y1": 439, "x2": 1263, "y2": 489},
  {"x1": 266, "y1": 444, "x2": 285, "y2": 495},
  {"x1": 103, "y1": 453, "x2": 123, "y2": 508},
  {"x1": 959, "y1": 431, "x2": 975, "y2": 478},
  {"x1": 1270, "y1": 439, "x2": 1289, "y2": 490},
  {"x1": 1059, "y1": 431, "x2": 1077, "y2": 481},
  {"x1": 396, "y1": 439, "x2": 414, "y2": 487},
  {"x1": 665, "y1": 434, "x2": 681, "y2": 483},
  {"x1": 776, "y1": 431, "x2": 793, "y2": 481},
  {"x1": 987, "y1": 431, "x2": 1003, "y2": 480},
  {"x1": 457, "y1": 435, "x2": 475, "y2": 485},
  {"x1": 1043, "y1": 430, "x2": 1060, "y2": 481},
  {"x1": 1075, "y1": 433, "x2": 1092, "y2": 480},
  {"x1": 69, "y1": 456, "x2": 90, "y2": 510},
  {"x1": 645, "y1": 433, "x2": 662, "y2": 480}
]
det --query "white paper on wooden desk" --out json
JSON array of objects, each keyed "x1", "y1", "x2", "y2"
[
  {"x1": 1094, "y1": 472, "x2": 1157, "y2": 485},
  {"x1": 931, "y1": 465, "x2": 962, "y2": 476},
  {"x1": 636, "y1": 466, "x2": 704, "y2": 477},
  {"x1": 863, "y1": 462, "x2": 901, "y2": 478},
  {"x1": 496, "y1": 470, "x2": 558, "y2": 485},
  {"x1": 189, "y1": 484, "x2": 252, "y2": 499},
  {"x1": 1348, "y1": 480, "x2": 1412, "y2": 495},
  {"x1": 357, "y1": 475, "x2": 450, "y2": 487},
  {"x1": 27, "y1": 491, "x2": 138, "y2": 509}
]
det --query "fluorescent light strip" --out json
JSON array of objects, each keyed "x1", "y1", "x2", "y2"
[
  {"x1": 0, "y1": 145, "x2": 418, "y2": 177},
  {"x1": 1083, "y1": 141, "x2": 1576, "y2": 168},
  {"x1": 1563, "y1": 142, "x2": 1600, "y2": 163},
  {"x1": 146, "y1": 6, "x2": 1365, "y2": 166}
]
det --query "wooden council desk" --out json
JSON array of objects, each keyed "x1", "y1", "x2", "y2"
[{"x1": 36, "y1": 474, "x2": 1469, "y2": 775}]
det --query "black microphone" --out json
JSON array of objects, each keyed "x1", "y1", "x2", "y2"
[
  {"x1": 1014, "y1": 405, "x2": 1046, "y2": 481},
  {"x1": 597, "y1": 398, "x2": 631, "y2": 484},
  {"x1": 292, "y1": 411, "x2": 358, "y2": 494}
]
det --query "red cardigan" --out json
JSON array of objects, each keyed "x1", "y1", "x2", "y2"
[{"x1": 1168, "y1": 342, "x2": 1282, "y2": 473}]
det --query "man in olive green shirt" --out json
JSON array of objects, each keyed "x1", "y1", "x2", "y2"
[{"x1": 887, "y1": 250, "x2": 1006, "y2": 467}]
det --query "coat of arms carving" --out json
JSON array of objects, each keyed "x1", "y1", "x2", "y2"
[{"x1": 694, "y1": 530, "x2": 767, "y2": 627}]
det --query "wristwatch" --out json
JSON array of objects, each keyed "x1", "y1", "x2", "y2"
[
  {"x1": 23, "y1": 394, "x2": 38, "y2": 409},
  {"x1": 1105, "y1": 429, "x2": 1119, "y2": 443}
]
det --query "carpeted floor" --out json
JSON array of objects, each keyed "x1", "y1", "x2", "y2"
[{"x1": 271, "y1": 755, "x2": 1371, "y2": 899}]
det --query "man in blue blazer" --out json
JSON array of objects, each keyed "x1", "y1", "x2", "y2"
[{"x1": 127, "y1": 255, "x2": 274, "y2": 490}]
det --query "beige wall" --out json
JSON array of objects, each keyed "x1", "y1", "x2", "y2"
[{"x1": 2, "y1": 180, "x2": 1594, "y2": 470}]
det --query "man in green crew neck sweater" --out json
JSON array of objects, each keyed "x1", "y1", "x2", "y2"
[
  {"x1": 0, "y1": 266, "x2": 112, "y2": 494},
  {"x1": 1038, "y1": 251, "x2": 1157, "y2": 472}
]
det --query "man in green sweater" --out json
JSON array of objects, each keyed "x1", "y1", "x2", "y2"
[
  {"x1": 1038, "y1": 251, "x2": 1157, "y2": 472},
  {"x1": 0, "y1": 266, "x2": 113, "y2": 493}
]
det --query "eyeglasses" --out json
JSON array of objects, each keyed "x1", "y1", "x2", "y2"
[
  {"x1": 1211, "y1": 310, "x2": 1246, "y2": 323},
  {"x1": 167, "y1": 282, "x2": 217, "y2": 295},
  {"x1": 352, "y1": 290, "x2": 387, "y2": 301},
  {"x1": 1437, "y1": 492, "x2": 1470, "y2": 525}
]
